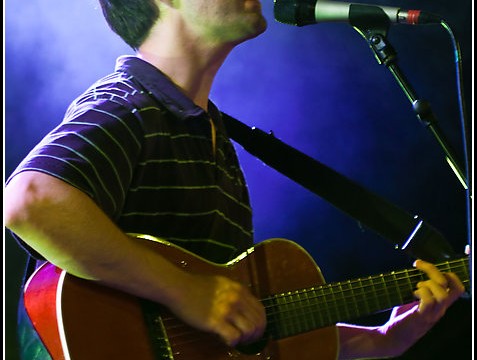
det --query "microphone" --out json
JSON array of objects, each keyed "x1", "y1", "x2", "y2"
[{"x1": 274, "y1": 0, "x2": 443, "y2": 27}]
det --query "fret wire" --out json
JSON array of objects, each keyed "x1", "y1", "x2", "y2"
[
  {"x1": 364, "y1": 275, "x2": 379, "y2": 315},
  {"x1": 328, "y1": 284, "x2": 339, "y2": 324},
  {"x1": 404, "y1": 268, "x2": 415, "y2": 300},
  {"x1": 354, "y1": 279, "x2": 365, "y2": 317},
  {"x1": 281, "y1": 292, "x2": 293, "y2": 337},
  {"x1": 319, "y1": 285, "x2": 333, "y2": 325},
  {"x1": 298, "y1": 289, "x2": 312, "y2": 331},
  {"x1": 275, "y1": 291, "x2": 291, "y2": 337},
  {"x1": 289, "y1": 292, "x2": 300, "y2": 334},
  {"x1": 357, "y1": 277, "x2": 371, "y2": 315},
  {"x1": 338, "y1": 281, "x2": 352, "y2": 319},
  {"x1": 378, "y1": 274, "x2": 390, "y2": 309},
  {"x1": 390, "y1": 271, "x2": 403, "y2": 304}
]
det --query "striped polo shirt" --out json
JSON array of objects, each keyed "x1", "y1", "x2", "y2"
[{"x1": 9, "y1": 56, "x2": 254, "y2": 263}]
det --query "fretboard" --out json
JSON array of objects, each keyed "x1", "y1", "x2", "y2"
[{"x1": 262, "y1": 257, "x2": 469, "y2": 339}]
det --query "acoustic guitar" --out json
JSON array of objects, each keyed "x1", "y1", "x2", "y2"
[{"x1": 24, "y1": 235, "x2": 469, "y2": 359}]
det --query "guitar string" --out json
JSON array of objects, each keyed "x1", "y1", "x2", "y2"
[
  {"x1": 159, "y1": 261, "x2": 468, "y2": 328},
  {"x1": 152, "y1": 260, "x2": 468, "y2": 345},
  {"x1": 262, "y1": 260, "x2": 469, "y2": 329},
  {"x1": 262, "y1": 258, "x2": 468, "y2": 312},
  {"x1": 157, "y1": 285, "x2": 458, "y2": 347},
  {"x1": 158, "y1": 260, "x2": 468, "y2": 328},
  {"x1": 265, "y1": 260, "x2": 469, "y2": 309},
  {"x1": 157, "y1": 274, "x2": 442, "y2": 341},
  {"x1": 261, "y1": 258, "x2": 469, "y2": 305}
]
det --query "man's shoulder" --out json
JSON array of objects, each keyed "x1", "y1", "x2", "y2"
[
  {"x1": 67, "y1": 70, "x2": 166, "y2": 119},
  {"x1": 57, "y1": 72, "x2": 170, "y2": 138},
  {"x1": 83, "y1": 71, "x2": 155, "y2": 107}
]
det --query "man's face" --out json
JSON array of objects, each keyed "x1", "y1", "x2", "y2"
[{"x1": 177, "y1": 0, "x2": 267, "y2": 45}]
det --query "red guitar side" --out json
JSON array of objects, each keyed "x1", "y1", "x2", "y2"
[{"x1": 24, "y1": 236, "x2": 469, "y2": 360}]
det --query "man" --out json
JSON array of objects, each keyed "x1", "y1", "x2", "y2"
[{"x1": 4, "y1": 1, "x2": 465, "y2": 359}]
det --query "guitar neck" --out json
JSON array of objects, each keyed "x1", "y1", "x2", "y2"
[{"x1": 263, "y1": 257, "x2": 470, "y2": 340}]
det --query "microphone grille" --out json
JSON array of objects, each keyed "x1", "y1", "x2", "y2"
[
  {"x1": 274, "y1": 0, "x2": 317, "y2": 26},
  {"x1": 274, "y1": 0, "x2": 299, "y2": 25}
]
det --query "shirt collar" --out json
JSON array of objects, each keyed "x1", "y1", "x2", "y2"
[{"x1": 115, "y1": 55, "x2": 211, "y2": 121}]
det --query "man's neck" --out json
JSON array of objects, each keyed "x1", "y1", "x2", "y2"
[{"x1": 137, "y1": 22, "x2": 233, "y2": 111}]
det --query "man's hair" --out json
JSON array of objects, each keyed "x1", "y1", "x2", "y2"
[{"x1": 98, "y1": 0, "x2": 159, "y2": 49}]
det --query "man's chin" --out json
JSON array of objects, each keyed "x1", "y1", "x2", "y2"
[{"x1": 240, "y1": 18, "x2": 268, "y2": 43}]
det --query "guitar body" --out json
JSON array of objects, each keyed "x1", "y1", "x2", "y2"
[{"x1": 24, "y1": 238, "x2": 339, "y2": 360}]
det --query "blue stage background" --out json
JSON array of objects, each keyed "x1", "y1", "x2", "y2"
[{"x1": 5, "y1": 1, "x2": 472, "y2": 358}]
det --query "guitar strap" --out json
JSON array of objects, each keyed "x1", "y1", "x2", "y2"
[{"x1": 222, "y1": 112, "x2": 458, "y2": 262}]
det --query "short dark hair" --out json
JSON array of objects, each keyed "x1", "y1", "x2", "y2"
[{"x1": 98, "y1": 0, "x2": 159, "y2": 49}]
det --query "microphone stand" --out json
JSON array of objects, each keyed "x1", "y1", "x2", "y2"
[
  {"x1": 349, "y1": 7, "x2": 471, "y2": 251},
  {"x1": 350, "y1": 7, "x2": 468, "y2": 188}
]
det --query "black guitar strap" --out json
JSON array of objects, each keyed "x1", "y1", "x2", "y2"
[{"x1": 222, "y1": 112, "x2": 457, "y2": 262}]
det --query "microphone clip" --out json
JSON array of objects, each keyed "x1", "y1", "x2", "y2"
[{"x1": 350, "y1": 6, "x2": 397, "y2": 66}]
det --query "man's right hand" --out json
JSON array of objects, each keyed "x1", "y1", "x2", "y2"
[{"x1": 168, "y1": 273, "x2": 267, "y2": 347}]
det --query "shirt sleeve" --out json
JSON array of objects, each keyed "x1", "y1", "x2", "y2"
[{"x1": 8, "y1": 94, "x2": 144, "y2": 220}]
